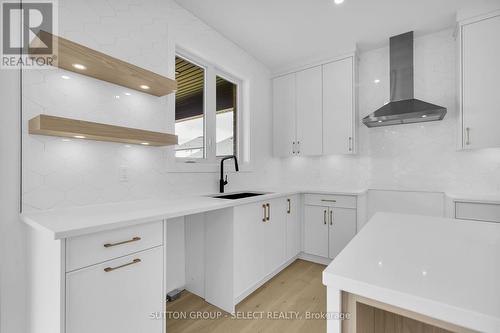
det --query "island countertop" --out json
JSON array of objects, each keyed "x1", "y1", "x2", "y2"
[{"x1": 323, "y1": 212, "x2": 500, "y2": 333}]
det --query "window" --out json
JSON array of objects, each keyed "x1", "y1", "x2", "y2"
[
  {"x1": 175, "y1": 51, "x2": 242, "y2": 164},
  {"x1": 175, "y1": 56, "x2": 205, "y2": 158},
  {"x1": 216, "y1": 76, "x2": 237, "y2": 157}
]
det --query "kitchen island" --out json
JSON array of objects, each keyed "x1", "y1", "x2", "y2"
[{"x1": 323, "y1": 212, "x2": 500, "y2": 333}]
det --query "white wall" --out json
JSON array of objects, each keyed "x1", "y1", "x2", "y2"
[
  {"x1": 280, "y1": 29, "x2": 500, "y2": 195},
  {"x1": 21, "y1": 0, "x2": 279, "y2": 212}
]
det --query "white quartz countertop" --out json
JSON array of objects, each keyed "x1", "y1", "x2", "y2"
[
  {"x1": 323, "y1": 212, "x2": 500, "y2": 333},
  {"x1": 21, "y1": 188, "x2": 365, "y2": 239}
]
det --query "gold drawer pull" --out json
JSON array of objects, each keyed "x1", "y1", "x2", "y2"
[
  {"x1": 104, "y1": 236, "x2": 141, "y2": 248},
  {"x1": 104, "y1": 259, "x2": 141, "y2": 272},
  {"x1": 321, "y1": 199, "x2": 337, "y2": 203}
]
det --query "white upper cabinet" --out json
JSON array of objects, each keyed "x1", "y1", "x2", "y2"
[
  {"x1": 273, "y1": 73, "x2": 297, "y2": 157},
  {"x1": 323, "y1": 57, "x2": 356, "y2": 154},
  {"x1": 460, "y1": 12, "x2": 500, "y2": 150},
  {"x1": 296, "y1": 66, "x2": 323, "y2": 156},
  {"x1": 272, "y1": 54, "x2": 357, "y2": 157}
]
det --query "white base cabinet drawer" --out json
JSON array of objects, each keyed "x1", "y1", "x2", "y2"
[
  {"x1": 66, "y1": 221, "x2": 163, "y2": 271},
  {"x1": 304, "y1": 194, "x2": 356, "y2": 209},
  {"x1": 455, "y1": 202, "x2": 500, "y2": 223},
  {"x1": 66, "y1": 246, "x2": 164, "y2": 333}
]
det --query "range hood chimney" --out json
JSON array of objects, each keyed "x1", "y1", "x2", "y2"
[{"x1": 362, "y1": 31, "x2": 446, "y2": 128}]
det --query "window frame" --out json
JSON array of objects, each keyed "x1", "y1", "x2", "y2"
[
  {"x1": 174, "y1": 52, "x2": 209, "y2": 163},
  {"x1": 173, "y1": 48, "x2": 248, "y2": 171},
  {"x1": 214, "y1": 70, "x2": 241, "y2": 160}
]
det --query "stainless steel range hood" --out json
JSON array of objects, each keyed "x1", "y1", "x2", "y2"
[{"x1": 363, "y1": 31, "x2": 446, "y2": 128}]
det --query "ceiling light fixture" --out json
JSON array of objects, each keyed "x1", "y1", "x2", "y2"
[
  {"x1": 124, "y1": 92, "x2": 131, "y2": 96},
  {"x1": 72, "y1": 63, "x2": 87, "y2": 70},
  {"x1": 334, "y1": 0, "x2": 344, "y2": 4},
  {"x1": 141, "y1": 142, "x2": 150, "y2": 145},
  {"x1": 61, "y1": 75, "x2": 70, "y2": 80},
  {"x1": 73, "y1": 135, "x2": 86, "y2": 139},
  {"x1": 374, "y1": 79, "x2": 380, "y2": 84},
  {"x1": 421, "y1": 114, "x2": 427, "y2": 118},
  {"x1": 140, "y1": 85, "x2": 150, "y2": 90}
]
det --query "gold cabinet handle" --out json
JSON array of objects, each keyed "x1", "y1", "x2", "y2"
[
  {"x1": 465, "y1": 127, "x2": 471, "y2": 146},
  {"x1": 266, "y1": 203, "x2": 270, "y2": 221},
  {"x1": 297, "y1": 141, "x2": 301, "y2": 154},
  {"x1": 292, "y1": 141, "x2": 296, "y2": 155},
  {"x1": 104, "y1": 236, "x2": 141, "y2": 248},
  {"x1": 104, "y1": 258, "x2": 141, "y2": 272},
  {"x1": 287, "y1": 198, "x2": 291, "y2": 214},
  {"x1": 324, "y1": 210, "x2": 327, "y2": 225},
  {"x1": 321, "y1": 199, "x2": 337, "y2": 203},
  {"x1": 330, "y1": 210, "x2": 333, "y2": 226},
  {"x1": 262, "y1": 204, "x2": 267, "y2": 222}
]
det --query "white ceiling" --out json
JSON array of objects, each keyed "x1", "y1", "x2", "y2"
[{"x1": 174, "y1": 0, "x2": 497, "y2": 73}]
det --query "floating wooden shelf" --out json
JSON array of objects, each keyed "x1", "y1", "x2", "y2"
[
  {"x1": 29, "y1": 115, "x2": 178, "y2": 147},
  {"x1": 32, "y1": 31, "x2": 177, "y2": 97}
]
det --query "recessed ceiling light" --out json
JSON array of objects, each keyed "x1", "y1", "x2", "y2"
[
  {"x1": 140, "y1": 85, "x2": 150, "y2": 90},
  {"x1": 334, "y1": 0, "x2": 344, "y2": 4},
  {"x1": 73, "y1": 135, "x2": 86, "y2": 139},
  {"x1": 378, "y1": 120, "x2": 383, "y2": 123},
  {"x1": 141, "y1": 142, "x2": 150, "y2": 145},
  {"x1": 374, "y1": 79, "x2": 380, "y2": 84},
  {"x1": 124, "y1": 92, "x2": 131, "y2": 96},
  {"x1": 61, "y1": 75, "x2": 70, "y2": 80},
  {"x1": 422, "y1": 115, "x2": 428, "y2": 118},
  {"x1": 72, "y1": 63, "x2": 87, "y2": 70},
  {"x1": 61, "y1": 138, "x2": 71, "y2": 142}
]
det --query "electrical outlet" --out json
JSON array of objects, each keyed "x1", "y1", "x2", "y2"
[{"x1": 119, "y1": 166, "x2": 128, "y2": 182}]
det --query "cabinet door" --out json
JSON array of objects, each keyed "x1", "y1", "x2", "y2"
[
  {"x1": 328, "y1": 208, "x2": 356, "y2": 259},
  {"x1": 273, "y1": 73, "x2": 297, "y2": 157},
  {"x1": 296, "y1": 66, "x2": 323, "y2": 156},
  {"x1": 265, "y1": 198, "x2": 287, "y2": 271},
  {"x1": 303, "y1": 205, "x2": 329, "y2": 257},
  {"x1": 462, "y1": 14, "x2": 500, "y2": 149},
  {"x1": 233, "y1": 201, "x2": 267, "y2": 297},
  {"x1": 286, "y1": 195, "x2": 301, "y2": 260},
  {"x1": 66, "y1": 247, "x2": 163, "y2": 333},
  {"x1": 323, "y1": 57, "x2": 355, "y2": 155}
]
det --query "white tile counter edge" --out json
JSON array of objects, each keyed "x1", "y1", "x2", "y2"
[{"x1": 21, "y1": 188, "x2": 367, "y2": 239}]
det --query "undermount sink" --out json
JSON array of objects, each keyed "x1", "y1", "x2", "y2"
[{"x1": 211, "y1": 192, "x2": 268, "y2": 200}]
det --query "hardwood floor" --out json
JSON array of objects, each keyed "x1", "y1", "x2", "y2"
[{"x1": 166, "y1": 259, "x2": 327, "y2": 333}]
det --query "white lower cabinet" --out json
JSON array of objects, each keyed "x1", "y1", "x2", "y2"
[
  {"x1": 455, "y1": 201, "x2": 500, "y2": 223},
  {"x1": 27, "y1": 220, "x2": 165, "y2": 333},
  {"x1": 66, "y1": 246, "x2": 164, "y2": 333},
  {"x1": 303, "y1": 195, "x2": 357, "y2": 260},
  {"x1": 286, "y1": 195, "x2": 301, "y2": 260},
  {"x1": 304, "y1": 205, "x2": 330, "y2": 258},
  {"x1": 328, "y1": 208, "x2": 356, "y2": 259},
  {"x1": 234, "y1": 197, "x2": 290, "y2": 300}
]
